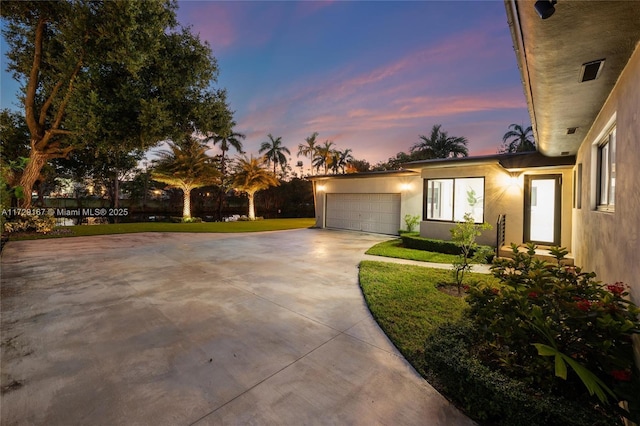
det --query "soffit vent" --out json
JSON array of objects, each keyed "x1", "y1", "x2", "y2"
[
  {"x1": 561, "y1": 151, "x2": 570, "y2": 156},
  {"x1": 580, "y1": 59, "x2": 605, "y2": 82},
  {"x1": 567, "y1": 127, "x2": 578, "y2": 134}
]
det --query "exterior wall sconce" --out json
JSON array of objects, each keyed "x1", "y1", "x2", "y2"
[
  {"x1": 509, "y1": 171, "x2": 522, "y2": 186},
  {"x1": 534, "y1": 0, "x2": 557, "y2": 19},
  {"x1": 316, "y1": 184, "x2": 326, "y2": 192},
  {"x1": 400, "y1": 183, "x2": 412, "y2": 192}
]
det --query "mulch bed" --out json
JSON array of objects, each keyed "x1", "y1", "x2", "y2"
[{"x1": 436, "y1": 282, "x2": 468, "y2": 298}]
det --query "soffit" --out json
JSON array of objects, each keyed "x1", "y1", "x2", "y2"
[{"x1": 509, "y1": 0, "x2": 640, "y2": 157}]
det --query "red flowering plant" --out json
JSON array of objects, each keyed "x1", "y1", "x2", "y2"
[{"x1": 466, "y1": 243, "x2": 640, "y2": 422}]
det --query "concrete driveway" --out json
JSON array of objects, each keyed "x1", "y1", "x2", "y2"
[{"x1": 0, "y1": 228, "x2": 474, "y2": 425}]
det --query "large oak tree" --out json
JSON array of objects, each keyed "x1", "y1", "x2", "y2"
[{"x1": 2, "y1": 0, "x2": 229, "y2": 208}]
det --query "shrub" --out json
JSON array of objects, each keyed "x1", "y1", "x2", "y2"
[
  {"x1": 237, "y1": 215, "x2": 263, "y2": 221},
  {"x1": 466, "y1": 243, "x2": 640, "y2": 422},
  {"x1": 3, "y1": 214, "x2": 56, "y2": 234},
  {"x1": 182, "y1": 217, "x2": 203, "y2": 223},
  {"x1": 401, "y1": 233, "x2": 493, "y2": 261},
  {"x1": 403, "y1": 214, "x2": 420, "y2": 233},
  {"x1": 423, "y1": 321, "x2": 620, "y2": 426},
  {"x1": 401, "y1": 234, "x2": 462, "y2": 254}
]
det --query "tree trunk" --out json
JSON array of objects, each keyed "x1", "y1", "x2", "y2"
[
  {"x1": 217, "y1": 186, "x2": 225, "y2": 221},
  {"x1": 113, "y1": 175, "x2": 121, "y2": 223},
  {"x1": 247, "y1": 191, "x2": 255, "y2": 220},
  {"x1": 182, "y1": 187, "x2": 191, "y2": 220},
  {"x1": 18, "y1": 149, "x2": 47, "y2": 209},
  {"x1": 114, "y1": 175, "x2": 120, "y2": 209}
]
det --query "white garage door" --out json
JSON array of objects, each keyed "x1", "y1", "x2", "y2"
[{"x1": 326, "y1": 193, "x2": 401, "y2": 235}]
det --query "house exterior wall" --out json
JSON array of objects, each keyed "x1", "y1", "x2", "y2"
[
  {"x1": 418, "y1": 163, "x2": 573, "y2": 250},
  {"x1": 573, "y1": 44, "x2": 640, "y2": 308},
  {"x1": 312, "y1": 175, "x2": 423, "y2": 233}
]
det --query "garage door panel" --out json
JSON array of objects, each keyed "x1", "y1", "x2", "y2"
[{"x1": 326, "y1": 193, "x2": 401, "y2": 235}]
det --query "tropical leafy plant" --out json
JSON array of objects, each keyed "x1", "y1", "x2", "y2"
[{"x1": 466, "y1": 243, "x2": 640, "y2": 422}]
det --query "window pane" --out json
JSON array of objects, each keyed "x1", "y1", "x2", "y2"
[
  {"x1": 599, "y1": 143, "x2": 609, "y2": 205},
  {"x1": 453, "y1": 178, "x2": 484, "y2": 222},
  {"x1": 598, "y1": 126, "x2": 616, "y2": 208},
  {"x1": 609, "y1": 129, "x2": 616, "y2": 205},
  {"x1": 426, "y1": 179, "x2": 453, "y2": 220}
]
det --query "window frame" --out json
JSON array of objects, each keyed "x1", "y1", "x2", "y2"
[
  {"x1": 597, "y1": 126, "x2": 616, "y2": 211},
  {"x1": 573, "y1": 163, "x2": 582, "y2": 209},
  {"x1": 423, "y1": 176, "x2": 485, "y2": 223}
]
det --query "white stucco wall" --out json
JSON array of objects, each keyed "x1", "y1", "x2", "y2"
[
  {"x1": 418, "y1": 162, "x2": 574, "y2": 250},
  {"x1": 573, "y1": 44, "x2": 640, "y2": 308},
  {"x1": 312, "y1": 174, "x2": 422, "y2": 234}
]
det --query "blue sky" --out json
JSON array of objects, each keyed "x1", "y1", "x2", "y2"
[{"x1": 1, "y1": 1, "x2": 531, "y2": 165}]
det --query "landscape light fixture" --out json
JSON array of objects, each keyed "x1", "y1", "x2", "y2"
[{"x1": 534, "y1": 0, "x2": 557, "y2": 19}]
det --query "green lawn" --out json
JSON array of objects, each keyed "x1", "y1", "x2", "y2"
[
  {"x1": 8, "y1": 218, "x2": 316, "y2": 240},
  {"x1": 358, "y1": 260, "x2": 499, "y2": 374},
  {"x1": 365, "y1": 238, "x2": 459, "y2": 263}
]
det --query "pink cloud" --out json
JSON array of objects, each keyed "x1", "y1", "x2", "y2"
[
  {"x1": 179, "y1": 3, "x2": 237, "y2": 49},
  {"x1": 227, "y1": 13, "x2": 527, "y2": 164},
  {"x1": 293, "y1": 1, "x2": 336, "y2": 19},
  {"x1": 178, "y1": 2, "x2": 285, "y2": 51}
]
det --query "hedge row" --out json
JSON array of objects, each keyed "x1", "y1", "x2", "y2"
[
  {"x1": 423, "y1": 321, "x2": 620, "y2": 426},
  {"x1": 401, "y1": 234, "x2": 493, "y2": 257}
]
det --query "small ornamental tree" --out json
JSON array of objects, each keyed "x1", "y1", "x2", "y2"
[
  {"x1": 403, "y1": 214, "x2": 420, "y2": 233},
  {"x1": 231, "y1": 156, "x2": 280, "y2": 220},
  {"x1": 151, "y1": 137, "x2": 220, "y2": 221},
  {"x1": 466, "y1": 243, "x2": 640, "y2": 423},
  {"x1": 450, "y1": 213, "x2": 492, "y2": 295}
]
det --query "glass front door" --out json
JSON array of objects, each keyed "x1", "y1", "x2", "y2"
[{"x1": 524, "y1": 175, "x2": 561, "y2": 245}]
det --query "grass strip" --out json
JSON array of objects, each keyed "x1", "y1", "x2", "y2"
[
  {"x1": 365, "y1": 238, "x2": 459, "y2": 263},
  {"x1": 358, "y1": 260, "x2": 498, "y2": 374},
  {"x1": 9, "y1": 218, "x2": 316, "y2": 240}
]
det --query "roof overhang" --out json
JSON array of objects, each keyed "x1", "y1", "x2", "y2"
[
  {"x1": 307, "y1": 170, "x2": 419, "y2": 181},
  {"x1": 402, "y1": 151, "x2": 575, "y2": 172},
  {"x1": 505, "y1": 0, "x2": 640, "y2": 157}
]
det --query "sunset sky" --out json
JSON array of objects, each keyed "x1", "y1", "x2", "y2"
[{"x1": 1, "y1": 1, "x2": 532, "y2": 166}]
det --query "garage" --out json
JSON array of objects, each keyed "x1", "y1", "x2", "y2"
[{"x1": 325, "y1": 193, "x2": 401, "y2": 235}]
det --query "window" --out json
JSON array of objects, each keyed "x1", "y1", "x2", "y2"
[
  {"x1": 597, "y1": 126, "x2": 615, "y2": 210},
  {"x1": 573, "y1": 163, "x2": 582, "y2": 209},
  {"x1": 425, "y1": 177, "x2": 484, "y2": 222}
]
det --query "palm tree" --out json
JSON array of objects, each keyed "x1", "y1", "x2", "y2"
[
  {"x1": 231, "y1": 156, "x2": 280, "y2": 220},
  {"x1": 329, "y1": 151, "x2": 341, "y2": 174},
  {"x1": 336, "y1": 148, "x2": 354, "y2": 174},
  {"x1": 204, "y1": 124, "x2": 245, "y2": 220},
  {"x1": 500, "y1": 124, "x2": 536, "y2": 153},
  {"x1": 312, "y1": 140, "x2": 335, "y2": 174},
  {"x1": 206, "y1": 125, "x2": 245, "y2": 176},
  {"x1": 411, "y1": 124, "x2": 469, "y2": 159},
  {"x1": 297, "y1": 132, "x2": 319, "y2": 176},
  {"x1": 151, "y1": 136, "x2": 220, "y2": 220},
  {"x1": 259, "y1": 134, "x2": 291, "y2": 175}
]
